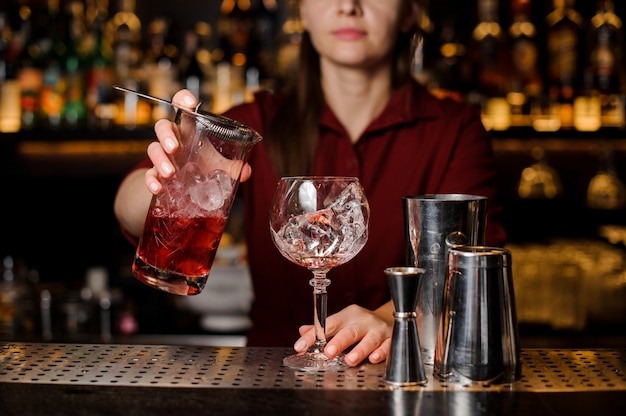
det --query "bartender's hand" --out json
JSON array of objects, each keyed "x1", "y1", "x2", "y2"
[
  {"x1": 145, "y1": 89, "x2": 253, "y2": 194},
  {"x1": 294, "y1": 302, "x2": 395, "y2": 366}
]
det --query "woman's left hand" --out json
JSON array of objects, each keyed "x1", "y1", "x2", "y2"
[{"x1": 293, "y1": 303, "x2": 394, "y2": 366}]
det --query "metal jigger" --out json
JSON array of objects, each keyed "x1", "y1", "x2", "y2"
[{"x1": 383, "y1": 267, "x2": 428, "y2": 386}]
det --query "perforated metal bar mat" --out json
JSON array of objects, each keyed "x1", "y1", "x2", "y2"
[{"x1": 1, "y1": 343, "x2": 624, "y2": 392}]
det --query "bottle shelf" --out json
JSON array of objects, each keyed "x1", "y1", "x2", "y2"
[{"x1": 3, "y1": 125, "x2": 626, "y2": 159}]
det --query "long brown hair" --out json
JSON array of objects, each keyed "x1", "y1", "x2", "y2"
[{"x1": 265, "y1": 0, "x2": 426, "y2": 178}]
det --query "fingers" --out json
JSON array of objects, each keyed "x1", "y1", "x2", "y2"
[
  {"x1": 171, "y1": 89, "x2": 199, "y2": 111},
  {"x1": 240, "y1": 163, "x2": 252, "y2": 182},
  {"x1": 293, "y1": 325, "x2": 315, "y2": 352},
  {"x1": 154, "y1": 119, "x2": 179, "y2": 155},
  {"x1": 151, "y1": 89, "x2": 195, "y2": 162},
  {"x1": 292, "y1": 305, "x2": 393, "y2": 367},
  {"x1": 147, "y1": 140, "x2": 173, "y2": 174},
  {"x1": 325, "y1": 318, "x2": 391, "y2": 366},
  {"x1": 144, "y1": 166, "x2": 161, "y2": 194},
  {"x1": 147, "y1": 118, "x2": 179, "y2": 193},
  {"x1": 345, "y1": 336, "x2": 391, "y2": 366}
]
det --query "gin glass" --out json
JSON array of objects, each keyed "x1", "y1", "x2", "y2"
[{"x1": 269, "y1": 176, "x2": 370, "y2": 371}]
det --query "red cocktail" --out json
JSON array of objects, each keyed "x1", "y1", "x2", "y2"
[{"x1": 133, "y1": 209, "x2": 227, "y2": 295}]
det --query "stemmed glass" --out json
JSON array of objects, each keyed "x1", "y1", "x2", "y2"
[
  {"x1": 517, "y1": 146, "x2": 563, "y2": 199},
  {"x1": 269, "y1": 176, "x2": 370, "y2": 371},
  {"x1": 587, "y1": 147, "x2": 626, "y2": 210}
]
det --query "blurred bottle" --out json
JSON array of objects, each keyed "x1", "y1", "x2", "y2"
[
  {"x1": 431, "y1": 14, "x2": 469, "y2": 102},
  {"x1": 82, "y1": 266, "x2": 115, "y2": 342},
  {"x1": 211, "y1": 0, "x2": 255, "y2": 113},
  {"x1": 250, "y1": 0, "x2": 279, "y2": 86},
  {"x1": 216, "y1": 0, "x2": 253, "y2": 70},
  {"x1": 178, "y1": 22, "x2": 211, "y2": 104},
  {"x1": 587, "y1": 0, "x2": 623, "y2": 95},
  {"x1": 586, "y1": 0, "x2": 624, "y2": 127},
  {"x1": 274, "y1": 0, "x2": 303, "y2": 88},
  {"x1": 106, "y1": 0, "x2": 145, "y2": 128},
  {"x1": 106, "y1": 0, "x2": 141, "y2": 87},
  {"x1": 143, "y1": 16, "x2": 178, "y2": 121},
  {"x1": 117, "y1": 299, "x2": 138, "y2": 336},
  {"x1": 0, "y1": 11, "x2": 7, "y2": 89},
  {"x1": 545, "y1": 0, "x2": 585, "y2": 128},
  {"x1": 472, "y1": 0, "x2": 509, "y2": 130},
  {"x1": 212, "y1": 59, "x2": 241, "y2": 114},
  {"x1": 61, "y1": 0, "x2": 87, "y2": 129},
  {"x1": 508, "y1": 0, "x2": 542, "y2": 125},
  {"x1": 85, "y1": 0, "x2": 115, "y2": 129},
  {"x1": 0, "y1": 8, "x2": 22, "y2": 132},
  {"x1": 472, "y1": 0, "x2": 506, "y2": 98},
  {"x1": 17, "y1": 1, "x2": 44, "y2": 129},
  {"x1": 0, "y1": 255, "x2": 37, "y2": 340},
  {"x1": 409, "y1": 0, "x2": 435, "y2": 87},
  {"x1": 38, "y1": 0, "x2": 67, "y2": 129}
]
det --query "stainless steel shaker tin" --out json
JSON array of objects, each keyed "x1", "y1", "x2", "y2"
[
  {"x1": 403, "y1": 194, "x2": 488, "y2": 366},
  {"x1": 434, "y1": 246, "x2": 521, "y2": 384}
]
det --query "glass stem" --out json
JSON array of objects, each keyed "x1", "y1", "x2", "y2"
[{"x1": 310, "y1": 271, "x2": 331, "y2": 352}]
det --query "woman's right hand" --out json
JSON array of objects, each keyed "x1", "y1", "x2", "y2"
[
  {"x1": 143, "y1": 89, "x2": 253, "y2": 195},
  {"x1": 144, "y1": 89, "x2": 199, "y2": 195}
]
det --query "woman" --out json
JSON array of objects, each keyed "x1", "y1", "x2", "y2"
[{"x1": 114, "y1": 0, "x2": 506, "y2": 366}]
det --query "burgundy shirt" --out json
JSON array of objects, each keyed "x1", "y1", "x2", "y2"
[{"x1": 128, "y1": 80, "x2": 506, "y2": 347}]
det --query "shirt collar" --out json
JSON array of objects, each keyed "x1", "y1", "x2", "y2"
[{"x1": 319, "y1": 80, "x2": 444, "y2": 134}]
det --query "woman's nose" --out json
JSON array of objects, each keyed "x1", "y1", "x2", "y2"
[{"x1": 338, "y1": 0, "x2": 361, "y2": 16}]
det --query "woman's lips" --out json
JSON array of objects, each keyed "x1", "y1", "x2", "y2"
[{"x1": 332, "y1": 28, "x2": 366, "y2": 40}]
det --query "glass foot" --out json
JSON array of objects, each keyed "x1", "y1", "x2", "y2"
[{"x1": 283, "y1": 350, "x2": 349, "y2": 371}]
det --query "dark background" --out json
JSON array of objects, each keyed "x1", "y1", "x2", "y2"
[
  {"x1": 1, "y1": 0, "x2": 625, "y2": 339},
  {"x1": 1, "y1": 0, "x2": 625, "y2": 280}
]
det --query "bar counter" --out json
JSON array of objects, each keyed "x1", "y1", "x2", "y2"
[{"x1": 1, "y1": 342, "x2": 625, "y2": 415}]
